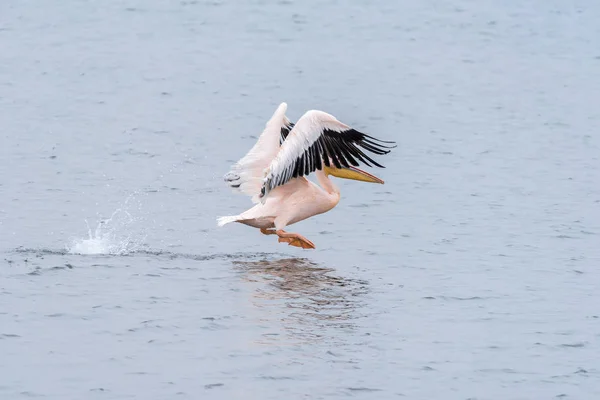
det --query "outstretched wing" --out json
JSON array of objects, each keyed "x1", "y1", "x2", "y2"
[
  {"x1": 260, "y1": 110, "x2": 396, "y2": 201},
  {"x1": 224, "y1": 102, "x2": 294, "y2": 203}
]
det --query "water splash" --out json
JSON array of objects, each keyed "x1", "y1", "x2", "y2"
[{"x1": 67, "y1": 196, "x2": 148, "y2": 255}]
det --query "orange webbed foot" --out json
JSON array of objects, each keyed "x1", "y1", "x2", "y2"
[{"x1": 276, "y1": 230, "x2": 316, "y2": 249}]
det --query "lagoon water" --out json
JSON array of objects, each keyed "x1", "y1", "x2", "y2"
[{"x1": 1, "y1": 0, "x2": 600, "y2": 399}]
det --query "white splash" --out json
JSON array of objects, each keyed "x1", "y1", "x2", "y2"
[{"x1": 67, "y1": 204, "x2": 147, "y2": 256}]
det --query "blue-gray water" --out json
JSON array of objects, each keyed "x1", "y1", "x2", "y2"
[{"x1": 1, "y1": 1, "x2": 600, "y2": 399}]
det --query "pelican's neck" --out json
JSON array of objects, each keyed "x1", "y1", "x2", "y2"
[{"x1": 315, "y1": 169, "x2": 339, "y2": 195}]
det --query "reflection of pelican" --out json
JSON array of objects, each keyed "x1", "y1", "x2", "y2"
[
  {"x1": 233, "y1": 257, "x2": 368, "y2": 344},
  {"x1": 218, "y1": 103, "x2": 395, "y2": 249}
]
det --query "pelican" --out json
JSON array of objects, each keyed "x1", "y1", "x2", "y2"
[{"x1": 217, "y1": 103, "x2": 395, "y2": 249}]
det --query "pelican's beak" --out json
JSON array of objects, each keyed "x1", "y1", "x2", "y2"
[{"x1": 325, "y1": 166, "x2": 384, "y2": 184}]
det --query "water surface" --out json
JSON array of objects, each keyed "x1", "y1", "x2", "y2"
[{"x1": 1, "y1": 0, "x2": 600, "y2": 399}]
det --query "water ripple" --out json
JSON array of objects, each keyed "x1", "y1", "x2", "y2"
[
  {"x1": 233, "y1": 258, "x2": 369, "y2": 345},
  {"x1": 10, "y1": 247, "x2": 290, "y2": 262}
]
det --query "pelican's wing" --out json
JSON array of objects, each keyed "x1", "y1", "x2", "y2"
[
  {"x1": 224, "y1": 102, "x2": 294, "y2": 203},
  {"x1": 260, "y1": 110, "x2": 396, "y2": 201}
]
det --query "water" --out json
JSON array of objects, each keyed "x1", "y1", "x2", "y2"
[{"x1": 1, "y1": 0, "x2": 600, "y2": 398}]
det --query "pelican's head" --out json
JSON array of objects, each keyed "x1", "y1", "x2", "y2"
[{"x1": 323, "y1": 165, "x2": 384, "y2": 184}]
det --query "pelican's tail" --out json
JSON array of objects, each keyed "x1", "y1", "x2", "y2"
[{"x1": 217, "y1": 215, "x2": 240, "y2": 227}]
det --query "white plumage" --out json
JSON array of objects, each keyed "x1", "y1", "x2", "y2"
[
  {"x1": 218, "y1": 102, "x2": 395, "y2": 250},
  {"x1": 260, "y1": 110, "x2": 351, "y2": 201},
  {"x1": 223, "y1": 102, "x2": 292, "y2": 203}
]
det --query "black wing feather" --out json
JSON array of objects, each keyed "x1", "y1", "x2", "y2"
[
  {"x1": 280, "y1": 121, "x2": 295, "y2": 144},
  {"x1": 266, "y1": 127, "x2": 396, "y2": 194}
]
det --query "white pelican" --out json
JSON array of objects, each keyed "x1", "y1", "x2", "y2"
[{"x1": 217, "y1": 103, "x2": 395, "y2": 249}]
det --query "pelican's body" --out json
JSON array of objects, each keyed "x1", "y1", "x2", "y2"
[
  {"x1": 229, "y1": 169, "x2": 340, "y2": 230},
  {"x1": 218, "y1": 103, "x2": 395, "y2": 249}
]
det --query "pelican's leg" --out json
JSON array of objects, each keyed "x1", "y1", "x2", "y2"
[
  {"x1": 260, "y1": 228, "x2": 277, "y2": 235},
  {"x1": 275, "y1": 230, "x2": 316, "y2": 249}
]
